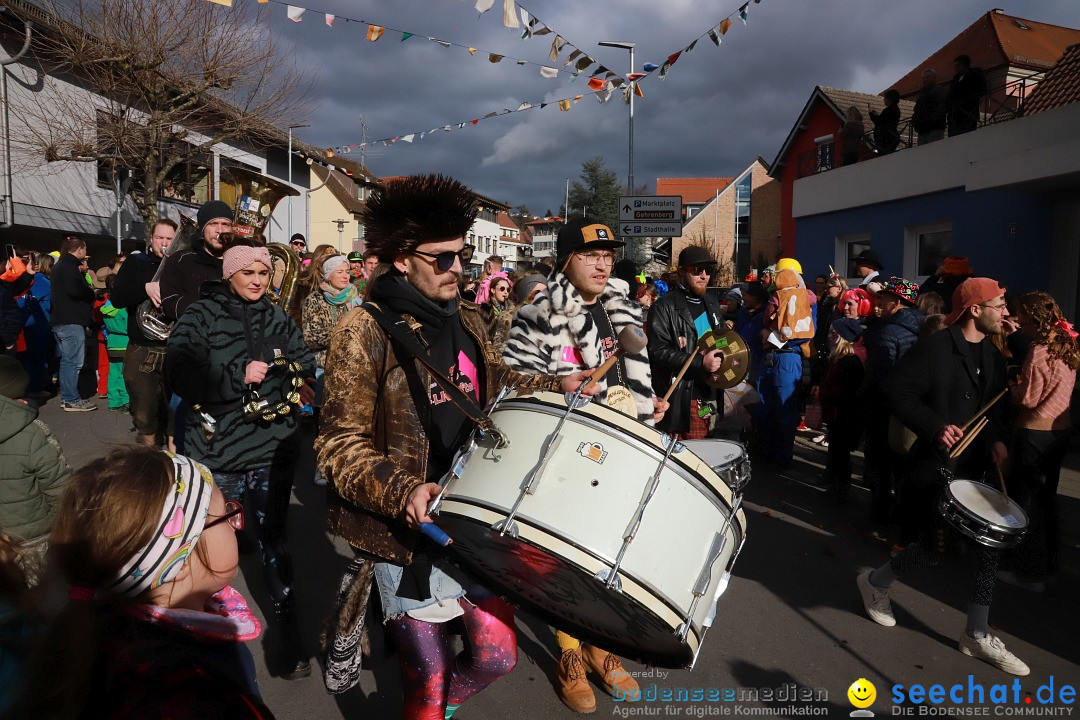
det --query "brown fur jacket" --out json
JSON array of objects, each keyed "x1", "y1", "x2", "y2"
[{"x1": 314, "y1": 300, "x2": 561, "y2": 565}]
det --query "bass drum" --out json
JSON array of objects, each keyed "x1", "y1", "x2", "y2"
[{"x1": 432, "y1": 389, "x2": 747, "y2": 669}]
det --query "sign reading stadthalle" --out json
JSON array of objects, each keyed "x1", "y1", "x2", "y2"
[{"x1": 619, "y1": 195, "x2": 684, "y2": 237}]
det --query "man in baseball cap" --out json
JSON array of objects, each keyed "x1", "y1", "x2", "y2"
[{"x1": 860, "y1": 276, "x2": 1026, "y2": 676}]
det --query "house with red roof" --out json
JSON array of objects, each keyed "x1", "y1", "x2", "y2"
[{"x1": 655, "y1": 178, "x2": 734, "y2": 222}]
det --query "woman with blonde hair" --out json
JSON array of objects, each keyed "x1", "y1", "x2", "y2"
[
  {"x1": 288, "y1": 243, "x2": 337, "y2": 325},
  {"x1": 818, "y1": 318, "x2": 865, "y2": 503},
  {"x1": 1002, "y1": 291, "x2": 1080, "y2": 590}
]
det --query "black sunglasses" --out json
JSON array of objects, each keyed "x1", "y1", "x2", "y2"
[
  {"x1": 412, "y1": 249, "x2": 466, "y2": 272},
  {"x1": 204, "y1": 500, "x2": 244, "y2": 531}
]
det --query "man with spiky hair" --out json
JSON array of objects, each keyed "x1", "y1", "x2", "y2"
[{"x1": 315, "y1": 175, "x2": 597, "y2": 719}]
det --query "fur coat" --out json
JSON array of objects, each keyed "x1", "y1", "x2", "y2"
[{"x1": 503, "y1": 273, "x2": 655, "y2": 424}]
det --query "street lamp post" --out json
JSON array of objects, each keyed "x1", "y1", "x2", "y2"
[
  {"x1": 564, "y1": 177, "x2": 569, "y2": 224},
  {"x1": 598, "y1": 40, "x2": 635, "y2": 259},
  {"x1": 333, "y1": 218, "x2": 347, "y2": 249},
  {"x1": 287, "y1": 123, "x2": 310, "y2": 241}
]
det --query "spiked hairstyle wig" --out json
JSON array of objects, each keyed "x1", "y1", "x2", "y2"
[{"x1": 362, "y1": 175, "x2": 479, "y2": 262}]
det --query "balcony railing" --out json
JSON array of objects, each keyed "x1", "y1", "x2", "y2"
[{"x1": 796, "y1": 75, "x2": 1043, "y2": 179}]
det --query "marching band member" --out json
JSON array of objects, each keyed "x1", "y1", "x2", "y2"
[
  {"x1": 857, "y1": 278, "x2": 1028, "y2": 676},
  {"x1": 503, "y1": 217, "x2": 663, "y2": 714},
  {"x1": 167, "y1": 236, "x2": 317, "y2": 680},
  {"x1": 316, "y1": 175, "x2": 595, "y2": 720}
]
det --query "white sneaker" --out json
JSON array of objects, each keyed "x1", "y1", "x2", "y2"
[
  {"x1": 959, "y1": 633, "x2": 1030, "y2": 676},
  {"x1": 857, "y1": 570, "x2": 895, "y2": 626},
  {"x1": 313, "y1": 468, "x2": 328, "y2": 487}
]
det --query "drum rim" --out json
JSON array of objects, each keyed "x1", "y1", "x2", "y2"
[
  {"x1": 944, "y1": 479, "x2": 1029, "y2": 532},
  {"x1": 437, "y1": 500, "x2": 718, "y2": 667},
  {"x1": 498, "y1": 393, "x2": 737, "y2": 506},
  {"x1": 678, "y1": 438, "x2": 749, "y2": 474}
]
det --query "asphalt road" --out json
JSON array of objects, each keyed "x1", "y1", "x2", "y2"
[{"x1": 36, "y1": 398, "x2": 1080, "y2": 719}]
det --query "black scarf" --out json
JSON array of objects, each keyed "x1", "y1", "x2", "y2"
[{"x1": 370, "y1": 272, "x2": 458, "y2": 342}]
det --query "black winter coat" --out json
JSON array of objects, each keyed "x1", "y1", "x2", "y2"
[
  {"x1": 166, "y1": 282, "x2": 316, "y2": 472},
  {"x1": 110, "y1": 251, "x2": 164, "y2": 347},
  {"x1": 884, "y1": 325, "x2": 1007, "y2": 483},
  {"x1": 646, "y1": 284, "x2": 725, "y2": 434},
  {"x1": 48, "y1": 253, "x2": 94, "y2": 327},
  {"x1": 0, "y1": 272, "x2": 32, "y2": 348},
  {"x1": 861, "y1": 307, "x2": 923, "y2": 402},
  {"x1": 159, "y1": 247, "x2": 224, "y2": 323}
]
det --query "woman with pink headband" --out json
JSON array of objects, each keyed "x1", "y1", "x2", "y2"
[{"x1": 166, "y1": 236, "x2": 316, "y2": 680}]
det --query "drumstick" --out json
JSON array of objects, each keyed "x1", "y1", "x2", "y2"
[
  {"x1": 959, "y1": 389, "x2": 1008, "y2": 433},
  {"x1": 661, "y1": 350, "x2": 699, "y2": 404},
  {"x1": 995, "y1": 464, "x2": 1009, "y2": 502},
  {"x1": 579, "y1": 325, "x2": 647, "y2": 391},
  {"x1": 948, "y1": 416, "x2": 988, "y2": 460}
]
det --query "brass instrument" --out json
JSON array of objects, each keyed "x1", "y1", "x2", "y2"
[{"x1": 136, "y1": 167, "x2": 301, "y2": 339}]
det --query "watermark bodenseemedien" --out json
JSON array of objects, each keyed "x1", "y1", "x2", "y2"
[{"x1": 612, "y1": 681, "x2": 830, "y2": 716}]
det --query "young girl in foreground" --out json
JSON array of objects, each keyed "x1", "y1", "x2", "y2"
[{"x1": 10, "y1": 446, "x2": 274, "y2": 719}]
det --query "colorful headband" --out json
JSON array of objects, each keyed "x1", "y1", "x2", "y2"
[
  {"x1": 222, "y1": 245, "x2": 273, "y2": 279},
  {"x1": 108, "y1": 454, "x2": 214, "y2": 597},
  {"x1": 321, "y1": 254, "x2": 348, "y2": 281}
]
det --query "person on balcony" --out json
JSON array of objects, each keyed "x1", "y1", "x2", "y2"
[
  {"x1": 869, "y1": 90, "x2": 901, "y2": 155},
  {"x1": 912, "y1": 68, "x2": 948, "y2": 145},
  {"x1": 947, "y1": 54, "x2": 987, "y2": 136}
]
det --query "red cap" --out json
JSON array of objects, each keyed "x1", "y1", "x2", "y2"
[{"x1": 945, "y1": 277, "x2": 1006, "y2": 326}]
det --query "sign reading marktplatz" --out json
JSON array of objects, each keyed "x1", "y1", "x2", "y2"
[{"x1": 619, "y1": 195, "x2": 683, "y2": 237}]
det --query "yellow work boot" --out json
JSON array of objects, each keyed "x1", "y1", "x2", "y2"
[
  {"x1": 556, "y1": 646, "x2": 596, "y2": 713},
  {"x1": 581, "y1": 644, "x2": 639, "y2": 699}
]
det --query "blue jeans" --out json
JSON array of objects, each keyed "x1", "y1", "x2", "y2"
[
  {"x1": 52, "y1": 324, "x2": 85, "y2": 404},
  {"x1": 758, "y1": 352, "x2": 802, "y2": 464}
]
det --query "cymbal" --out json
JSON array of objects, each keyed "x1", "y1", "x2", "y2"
[{"x1": 700, "y1": 329, "x2": 750, "y2": 390}]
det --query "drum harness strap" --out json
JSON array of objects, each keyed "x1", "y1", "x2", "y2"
[{"x1": 361, "y1": 302, "x2": 507, "y2": 446}]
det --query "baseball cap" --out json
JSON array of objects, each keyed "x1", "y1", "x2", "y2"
[
  {"x1": 556, "y1": 218, "x2": 623, "y2": 268},
  {"x1": 677, "y1": 245, "x2": 717, "y2": 268},
  {"x1": 944, "y1": 277, "x2": 1006, "y2": 326},
  {"x1": 347, "y1": 251, "x2": 363, "y2": 262}
]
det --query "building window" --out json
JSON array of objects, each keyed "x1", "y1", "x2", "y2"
[
  {"x1": 836, "y1": 232, "x2": 871, "y2": 283},
  {"x1": 905, "y1": 222, "x2": 952, "y2": 283}
]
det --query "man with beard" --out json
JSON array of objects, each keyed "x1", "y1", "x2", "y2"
[
  {"x1": 857, "y1": 278, "x2": 1028, "y2": 676},
  {"x1": 646, "y1": 245, "x2": 727, "y2": 440},
  {"x1": 502, "y1": 217, "x2": 663, "y2": 713},
  {"x1": 111, "y1": 218, "x2": 176, "y2": 446},
  {"x1": 159, "y1": 200, "x2": 232, "y2": 323},
  {"x1": 316, "y1": 175, "x2": 597, "y2": 719}
]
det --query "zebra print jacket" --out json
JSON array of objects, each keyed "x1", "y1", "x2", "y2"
[
  {"x1": 167, "y1": 282, "x2": 316, "y2": 472},
  {"x1": 503, "y1": 273, "x2": 655, "y2": 424}
]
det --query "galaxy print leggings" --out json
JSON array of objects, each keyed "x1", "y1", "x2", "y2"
[{"x1": 386, "y1": 593, "x2": 517, "y2": 720}]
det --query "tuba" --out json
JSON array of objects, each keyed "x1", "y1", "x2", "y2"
[{"x1": 135, "y1": 167, "x2": 301, "y2": 340}]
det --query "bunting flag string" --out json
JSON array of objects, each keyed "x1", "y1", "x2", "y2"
[{"x1": 259, "y1": 0, "x2": 591, "y2": 84}]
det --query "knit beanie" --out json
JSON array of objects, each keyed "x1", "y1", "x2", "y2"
[
  {"x1": 197, "y1": 200, "x2": 232, "y2": 232},
  {"x1": 222, "y1": 245, "x2": 273, "y2": 279},
  {"x1": 321, "y1": 255, "x2": 348, "y2": 281},
  {"x1": 0, "y1": 355, "x2": 29, "y2": 399}
]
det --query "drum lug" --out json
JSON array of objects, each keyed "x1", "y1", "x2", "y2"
[
  {"x1": 491, "y1": 518, "x2": 519, "y2": 538},
  {"x1": 593, "y1": 569, "x2": 623, "y2": 593},
  {"x1": 564, "y1": 391, "x2": 592, "y2": 409},
  {"x1": 661, "y1": 433, "x2": 685, "y2": 453}
]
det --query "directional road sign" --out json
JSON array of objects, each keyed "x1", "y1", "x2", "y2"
[
  {"x1": 619, "y1": 221, "x2": 683, "y2": 237},
  {"x1": 619, "y1": 195, "x2": 683, "y2": 222}
]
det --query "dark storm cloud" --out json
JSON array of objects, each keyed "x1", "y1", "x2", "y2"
[{"x1": 270, "y1": 0, "x2": 1079, "y2": 213}]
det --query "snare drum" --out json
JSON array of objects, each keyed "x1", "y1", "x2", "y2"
[
  {"x1": 431, "y1": 389, "x2": 747, "y2": 669},
  {"x1": 938, "y1": 479, "x2": 1028, "y2": 549},
  {"x1": 679, "y1": 439, "x2": 751, "y2": 494}
]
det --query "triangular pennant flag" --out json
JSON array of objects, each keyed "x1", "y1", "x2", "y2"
[
  {"x1": 419, "y1": 132, "x2": 427, "y2": 140},
  {"x1": 666, "y1": 51, "x2": 682, "y2": 66},
  {"x1": 517, "y1": 102, "x2": 532, "y2": 111},
  {"x1": 401, "y1": 32, "x2": 413, "y2": 41},
  {"x1": 572, "y1": 95, "x2": 583, "y2": 103},
  {"x1": 659, "y1": 62, "x2": 672, "y2": 79},
  {"x1": 533, "y1": 24, "x2": 552, "y2": 36},
  {"x1": 430, "y1": 38, "x2": 451, "y2": 48},
  {"x1": 558, "y1": 99, "x2": 571, "y2": 111},
  {"x1": 576, "y1": 55, "x2": 593, "y2": 72},
  {"x1": 484, "y1": 112, "x2": 497, "y2": 119},
  {"x1": 549, "y1": 35, "x2": 565, "y2": 62},
  {"x1": 739, "y1": 3, "x2": 749, "y2": 24},
  {"x1": 564, "y1": 50, "x2": 582, "y2": 67},
  {"x1": 720, "y1": 18, "x2": 732, "y2": 34},
  {"x1": 471, "y1": 119, "x2": 480, "y2": 124},
  {"x1": 443, "y1": 125, "x2": 452, "y2": 131},
  {"x1": 626, "y1": 72, "x2": 646, "y2": 82},
  {"x1": 707, "y1": 29, "x2": 721, "y2": 46},
  {"x1": 455, "y1": 123, "x2": 465, "y2": 129},
  {"x1": 468, "y1": 47, "x2": 477, "y2": 55},
  {"x1": 595, "y1": 83, "x2": 614, "y2": 103},
  {"x1": 503, "y1": 0, "x2": 519, "y2": 29},
  {"x1": 642, "y1": 62, "x2": 659, "y2": 72},
  {"x1": 475, "y1": 0, "x2": 494, "y2": 13},
  {"x1": 325, "y1": 13, "x2": 334, "y2": 26},
  {"x1": 520, "y1": 9, "x2": 530, "y2": 38},
  {"x1": 489, "y1": 53, "x2": 503, "y2": 63},
  {"x1": 540, "y1": 102, "x2": 548, "y2": 109},
  {"x1": 587, "y1": 77, "x2": 605, "y2": 91},
  {"x1": 286, "y1": 5, "x2": 304, "y2": 22},
  {"x1": 367, "y1": 25, "x2": 384, "y2": 41},
  {"x1": 539, "y1": 66, "x2": 558, "y2": 79},
  {"x1": 401, "y1": 134, "x2": 414, "y2": 143},
  {"x1": 257, "y1": 0, "x2": 267, "y2": 4},
  {"x1": 208, "y1": 0, "x2": 232, "y2": 6},
  {"x1": 516, "y1": 60, "x2": 527, "y2": 65},
  {"x1": 635, "y1": 82, "x2": 644, "y2": 98},
  {"x1": 591, "y1": 65, "x2": 609, "y2": 77},
  {"x1": 685, "y1": 39, "x2": 697, "y2": 52}
]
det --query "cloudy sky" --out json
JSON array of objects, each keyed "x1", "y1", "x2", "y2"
[{"x1": 265, "y1": 0, "x2": 1079, "y2": 214}]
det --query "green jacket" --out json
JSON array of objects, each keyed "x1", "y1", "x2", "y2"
[
  {"x1": 0, "y1": 396, "x2": 71, "y2": 541},
  {"x1": 100, "y1": 300, "x2": 129, "y2": 352}
]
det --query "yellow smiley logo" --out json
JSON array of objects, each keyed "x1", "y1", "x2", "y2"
[{"x1": 847, "y1": 678, "x2": 876, "y2": 709}]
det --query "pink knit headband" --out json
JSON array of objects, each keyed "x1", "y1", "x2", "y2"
[{"x1": 222, "y1": 245, "x2": 273, "y2": 279}]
